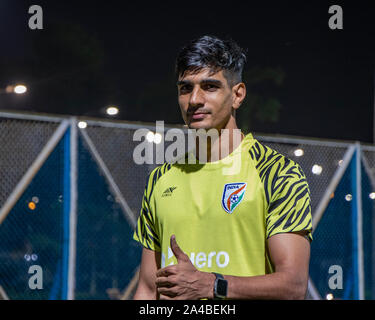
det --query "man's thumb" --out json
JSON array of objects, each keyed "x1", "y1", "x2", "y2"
[{"x1": 170, "y1": 235, "x2": 187, "y2": 262}]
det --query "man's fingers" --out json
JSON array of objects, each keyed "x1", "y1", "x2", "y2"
[
  {"x1": 159, "y1": 294, "x2": 174, "y2": 300},
  {"x1": 156, "y1": 265, "x2": 176, "y2": 278},
  {"x1": 155, "y1": 276, "x2": 176, "y2": 288},
  {"x1": 170, "y1": 234, "x2": 188, "y2": 261},
  {"x1": 158, "y1": 286, "x2": 178, "y2": 298}
]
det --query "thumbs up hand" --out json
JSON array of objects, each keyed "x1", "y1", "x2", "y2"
[
  {"x1": 170, "y1": 234, "x2": 189, "y2": 262},
  {"x1": 155, "y1": 235, "x2": 215, "y2": 300}
]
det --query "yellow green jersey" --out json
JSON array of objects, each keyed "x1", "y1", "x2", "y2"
[{"x1": 133, "y1": 133, "x2": 312, "y2": 276}]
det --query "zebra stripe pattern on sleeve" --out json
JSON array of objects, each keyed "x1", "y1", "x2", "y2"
[
  {"x1": 249, "y1": 141, "x2": 313, "y2": 241},
  {"x1": 134, "y1": 163, "x2": 172, "y2": 251}
]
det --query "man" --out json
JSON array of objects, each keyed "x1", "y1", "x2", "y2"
[{"x1": 133, "y1": 35, "x2": 312, "y2": 300}]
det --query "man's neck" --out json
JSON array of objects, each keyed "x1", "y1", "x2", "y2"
[{"x1": 194, "y1": 124, "x2": 244, "y2": 163}]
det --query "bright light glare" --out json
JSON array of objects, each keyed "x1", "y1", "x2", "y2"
[
  {"x1": 345, "y1": 194, "x2": 352, "y2": 201},
  {"x1": 78, "y1": 121, "x2": 87, "y2": 129},
  {"x1": 14, "y1": 85, "x2": 27, "y2": 94},
  {"x1": 146, "y1": 131, "x2": 155, "y2": 143},
  {"x1": 338, "y1": 159, "x2": 343, "y2": 166},
  {"x1": 294, "y1": 149, "x2": 304, "y2": 157},
  {"x1": 312, "y1": 164, "x2": 323, "y2": 175},
  {"x1": 106, "y1": 106, "x2": 119, "y2": 115},
  {"x1": 326, "y1": 293, "x2": 334, "y2": 300},
  {"x1": 154, "y1": 133, "x2": 162, "y2": 144},
  {"x1": 369, "y1": 192, "x2": 375, "y2": 200}
]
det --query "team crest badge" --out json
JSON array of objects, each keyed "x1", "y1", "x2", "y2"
[{"x1": 221, "y1": 183, "x2": 247, "y2": 214}]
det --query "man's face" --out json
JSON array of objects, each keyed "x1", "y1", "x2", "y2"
[{"x1": 177, "y1": 68, "x2": 234, "y2": 131}]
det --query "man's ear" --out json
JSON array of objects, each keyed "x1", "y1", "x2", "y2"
[{"x1": 232, "y1": 82, "x2": 246, "y2": 110}]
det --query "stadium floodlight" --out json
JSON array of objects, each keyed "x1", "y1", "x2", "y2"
[
  {"x1": 146, "y1": 131, "x2": 155, "y2": 143},
  {"x1": 369, "y1": 192, "x2": 375, "y2": 200},
  {"x1": 312, "y1": 164, "x2": 323, "y2": 175},
  {"x1": 106, "y1": 106, "x2": 119, "y2": 116},
  {"x1": 294, "y1": 148, "x2": 304, "y2": 157},
  {"x1": 13, "y1": 84, "x2": 27, "y2": 94},
  {"x1": 0, "y1": 84, "x2": 28, "y2": 95},
  {"x1": 78, "y1": 121, "x2": 87, "y2": 129},
  {"x1": 345, "y1": 194, "x2": 352, "y2": 201},
  {"x1": 154, "y1": 133, "x2": 162, "y2": 144},
  {"x1": 326, "y1": 293, "x2": 334, "y2": 300}
]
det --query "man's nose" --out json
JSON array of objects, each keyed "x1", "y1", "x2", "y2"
[{"x1": 189, "y1": 87, "x2": 205, "y2": 107}]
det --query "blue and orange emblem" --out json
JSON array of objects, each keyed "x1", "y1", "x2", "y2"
[{"x1": 221, "y1": 182, "x2": 247, "y2": 214}]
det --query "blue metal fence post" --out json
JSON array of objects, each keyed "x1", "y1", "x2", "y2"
[
  {"x1": 356, "y1": 143, "x2": 364, "y2": 300},
  {"x1": 351, "y1": 143, "x2": 364, "y2": 300},
  {"x1": 62, "y1": 128, "x2": 71, "y2": 300},
  {"x1": 351, "y1": 148, "x2": 359, "y2": 299}
]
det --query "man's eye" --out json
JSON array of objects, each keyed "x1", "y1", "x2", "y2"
[
  {"x1": 179, "y1": 85, "x2": 192, "y2": 93},
  {"x1": 204, "y1": 84, "x2": 218, "y2": 91}
]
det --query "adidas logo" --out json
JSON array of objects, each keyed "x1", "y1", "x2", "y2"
[{"x1": 162, "y1": 187, "x2": 177, "y2": 197}]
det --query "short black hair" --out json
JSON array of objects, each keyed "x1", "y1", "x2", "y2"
[{"x1": 175, "y1": 35, "x2": 247, "y2": 87}]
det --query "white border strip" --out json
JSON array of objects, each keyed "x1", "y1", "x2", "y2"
[
  {"x1": 0, "y1": 285, "x2": 9, "y2": 300},
  {"x1": 79, "y1": 128, "x2": 137, "y2": 228},
  {"x1": 255, "y1": 134, "x2": 353, "y2": 148},
  {"x1": 84, "y1": 119, "x2": 187, "y2": 132},
  {"x1": 356, "y1": 143, "x2": 365, "y2": 300},
  {"x1": 2, "y1": 109, "x2": 375, "y2": 149},
  {"x1": 68, "y1": 118, "x2": 78, "y2": 300},
  {"x1": 362, "y1": 145, "x2": 375, "y2": 152},
  {"x1": 0, "y1": 111, "x2": 64, "y2": 122},
  {"x1": 312, "y1": 145, "x2": 356, "y2": 231},
  {"x1": 307, "y1": 278, "x2": 321, "y2": 300},
  {"x1": 120, "y1": 266, "x2": 140, "y2": 300},
  {"x1": 0, "y1": 120, "x2": 70, "y2": 225}
]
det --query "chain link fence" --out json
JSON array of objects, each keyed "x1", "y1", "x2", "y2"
[
  {"x1": 75, "y1": 135, "x2": 141, "y2": 299},
  {"x1": 0, "y1": 118, "x2": 60, "y2": 210},
  {"x1": 0, "y1": 135, "x2": 64, "y2": 299},
  {"x1": 309, "y1": 159, "x2": 355, "y2": 299},
  {"x1": 0, "y1": 111, "x2": 374, "y2": 299}
]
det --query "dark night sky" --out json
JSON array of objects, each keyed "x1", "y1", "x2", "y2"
[{"x1": 0, "y1": 0, "x2": 374, "y2": 143}]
